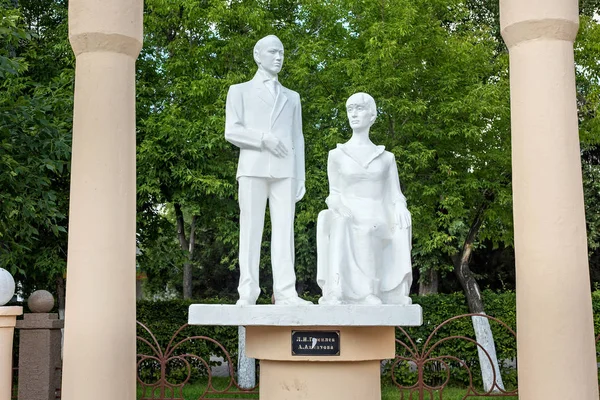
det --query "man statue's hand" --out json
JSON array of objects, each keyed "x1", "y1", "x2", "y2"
[
  {"x1": 295, "y1": 180, "x2": 306, "y2": 202},
  {"x1": 262, "y1": 132, "x2": 288, "y2": 158}
]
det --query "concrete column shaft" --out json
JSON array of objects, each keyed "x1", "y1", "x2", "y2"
[
  {"x1": 62, "y1": 51, "x2": 137, "y2": 399},
  {"x1": 62, "y1": 1, "x2": 142, "y2": 400},
  {"x1": 500, "y1": 1, "x2": 599, "y2": 399}
]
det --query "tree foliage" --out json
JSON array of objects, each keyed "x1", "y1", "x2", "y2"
[
  {"x1": 0, "y1": 0, "x2": 72, "y2": 294},
  {"x1": 2, "y1": 0, "x2": 600, "y2": 300},
  {"x1": 135, "y1": 0, "x2": 515, "y2": 299}
]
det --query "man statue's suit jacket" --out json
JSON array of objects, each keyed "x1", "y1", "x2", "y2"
[{"x1": 225, "y1": 72, "x2": 305, "y2": 183}]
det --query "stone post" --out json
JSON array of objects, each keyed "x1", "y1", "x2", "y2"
[
  {"x1": 500, "y1": 1, "x2": 599, "y2": 399},
  {"x1": 0, "y1": 306, "x2": 22, "y2": 400},
  {"x1": 62, "y1": 2, "x2": 143, "y2": 400},
  {"x1": 17, "y1": 291, "x2": 63, "y2": 400}
]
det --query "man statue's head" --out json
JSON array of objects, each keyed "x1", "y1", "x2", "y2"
[{"x1": 254, "y1": 35, "x2": 284, "y2": 76}]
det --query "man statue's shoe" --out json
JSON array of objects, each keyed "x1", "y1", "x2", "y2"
[
  {"x1": 276, "y1": 296, "x2": 314, "y2": 305},
  {"x1": 236, "y1": 298, "x2": 255, "y2": 306}
]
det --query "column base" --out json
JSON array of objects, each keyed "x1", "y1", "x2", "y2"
[
  {"x1": 260, "y1": 359, "x2": 380, "y2": 400},
  {"x1": 247, "y1": 326, "x2": 395, "y2": 400}
]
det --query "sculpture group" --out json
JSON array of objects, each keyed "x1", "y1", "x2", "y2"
[{"x1": 225, "y1": 35, "x2": 413, "y2": 306}]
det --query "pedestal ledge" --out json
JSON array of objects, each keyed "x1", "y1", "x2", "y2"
[{"x1": 188, "y1": 304, "x2": 422, "y2": 326}]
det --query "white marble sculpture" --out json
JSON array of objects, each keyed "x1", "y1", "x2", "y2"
[
  {"x1": 225, "y1": 35, "x2": 311, "y2": 306},
  {"x1": 317, "y1": 93, "x2": 413, "y2": 305}
]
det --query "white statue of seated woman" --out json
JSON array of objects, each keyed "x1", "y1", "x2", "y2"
[{"x1": 316, "y1": 93, "x2": 413, "y2": 305}]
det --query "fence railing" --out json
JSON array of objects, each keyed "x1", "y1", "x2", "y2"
[
  {"x1": 136, "y1": 321, "x2": 258, "y2": 400},
  {"x1": 391, "y1": 314, "x2": 518, "y2": 399},
  {"x1": 134, "y1": 314, "x2": 520, "y2": 400}
]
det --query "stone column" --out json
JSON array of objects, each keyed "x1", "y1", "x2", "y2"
[
  {"x1": 0, "y1": 306, "x2": 23, "y2": 400},
  {"x1": 17, "y1": 291, "x2": 63, "y2": 400},
  {"x1": 62, "y1": 2, "x2": 142, "y2": 400},
  {"x1": 500, "y1": 1, "x2": 599, "y2": 399}
]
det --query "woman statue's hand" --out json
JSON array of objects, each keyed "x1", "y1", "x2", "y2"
[
  {"x1": 334, "y1": 205, "x2": 353, "y2": 219},
  {"x1": 326, "y1": 197, "x2": 352, "y2": 218},
  {"x1": 394, "y1": 203, "x2": 412, "y2": 229},
  {"x1": 329, "y1": 200, "x2": 352, "y2": 218}
]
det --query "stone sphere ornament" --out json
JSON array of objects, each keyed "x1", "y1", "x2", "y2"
[
  {"x1": 28, "y1": 290, "x2": 55, "y2": 313},
  {"x1": 0, "y1": 268, "x2": 16, "y2": 306}
]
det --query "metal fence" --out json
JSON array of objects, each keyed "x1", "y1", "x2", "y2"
[
  {"x1": 390, "y1": 314, "x2": 518, "y2": 399},
  {"x1": 133, "y1": 313, "x2": 520, "y2": 400},
  {"x1": 136, "y1": 321, "x2": 258, "y2": 399}
]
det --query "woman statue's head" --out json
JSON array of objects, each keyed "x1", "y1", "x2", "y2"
[{"x1": 346, "y1": 92, "x2": 377, "y2": 131}]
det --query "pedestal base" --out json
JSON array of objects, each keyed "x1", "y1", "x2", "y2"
[
  {"x1": 260, "y1": 360, "x2": 380, "y2": 400},
  {"x1": 247, "y1": 326, "x2": 395, "y2": 400},
  {"x1": 188, "y1": 304, "x2": 423, "y2": 400}
]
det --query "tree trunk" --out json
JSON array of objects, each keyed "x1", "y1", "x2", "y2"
[
  {"x1": 418, "y1": 268, "x2": 439, "y2": 295},
  {"x1": 175, "y1": 203, "x2": 197, "y2": 299},
  {"x1": 454, "y1": 203, "x2": 504, "y2": 393},
  {"x1": 56, "y1": 275, "x2": 66, "y2": 358},
  {"x1": 56, "y1": 275, "x2": 66, "y2": 318},
  {"x1": 237, "y1": 326, "x2": 256, "y2": 388}
]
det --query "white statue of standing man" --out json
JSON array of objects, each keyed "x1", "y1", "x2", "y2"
[
  {"x1": 317, "y1": 93, "x2": 413, "y2": 305},
  {"x1": 225, "y1": 35, "x2": 311, "y2": 306}
]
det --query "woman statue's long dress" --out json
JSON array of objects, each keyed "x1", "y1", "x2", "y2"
[{"x1": 317, "y1": 93, "x2": 413, "y2": 305}]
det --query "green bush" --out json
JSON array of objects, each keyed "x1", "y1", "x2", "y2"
[{"x1": 137, "y1": 297, "x2": 241, "y2": 384}]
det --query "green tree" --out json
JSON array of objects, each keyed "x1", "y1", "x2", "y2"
[
  {"x1": 576, "y1": 14, "x2": 600, "y2": 282},
  {"x1": 137, "y1": 0, "x2": 277, "y2": 298},
  {"x1": 134, "y1": 0, "x2": 600, "y2": 304},
  {"x1": 0, "y1": 0, "x2": 73, "y2": 299}
]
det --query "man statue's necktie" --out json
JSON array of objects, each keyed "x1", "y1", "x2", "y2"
[{"x1": 266, "y1": 79, "x2": 279, "y2": 99}]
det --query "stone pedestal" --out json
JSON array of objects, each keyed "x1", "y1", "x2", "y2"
[
  {"x1": 0, "y1": 306, "x2": 23, "y2": 400},
  {"x1": 16, "y1": 314, "x2": 64, "y2": 400},
  {"x1": 247, "y1": 326, "x2": 394, "y2": 400},
  {"x1": 188, "y1": 304, "x2": 422, "y2": 400}
]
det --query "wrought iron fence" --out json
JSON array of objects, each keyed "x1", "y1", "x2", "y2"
[
  {"x1": 135, "y1": 314, "x2": 520, "y2": 400},
  {"x1": 136, "y1": 321, "x2": 258, "y2": 400},
  {"x1": 391, "y1": 314, "x2": 518, "y2": 399}
]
